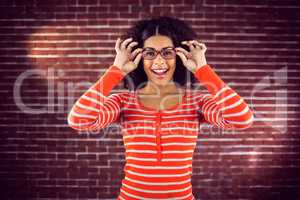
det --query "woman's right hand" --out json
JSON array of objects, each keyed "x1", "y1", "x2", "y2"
[{"x1": 113, "y1": 37, "x2": 143, "y2": 75}]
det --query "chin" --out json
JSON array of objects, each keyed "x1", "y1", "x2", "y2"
[
  {"x1": 150, "y1": 72, "x2": 175, "y2": 86},
  {"x1": 151, "y1": 78, "x2": 173, "y2": 87}
]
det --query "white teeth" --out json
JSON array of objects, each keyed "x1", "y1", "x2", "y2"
[
  {"x1": 151, "y1": 68, "x2": 168, "y2": 74},
  {"x1": 154, "y1": 69, "x2": 167, "y2": 73}
]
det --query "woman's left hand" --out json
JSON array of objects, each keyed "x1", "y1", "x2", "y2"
[{"x1": 175, "y1": 40, "x2": 207, "y2": 73}]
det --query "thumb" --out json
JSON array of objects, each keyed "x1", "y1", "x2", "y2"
[
  {"x1": 176, "y1": 51, "x2": 187, "y2": 64},
  {"x1": 133, "y1": 52, "x2": 142, "y2": 66}
]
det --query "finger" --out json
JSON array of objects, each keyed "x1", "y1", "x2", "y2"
[
  {"x1": 121, "y1": 38, "x2": 133, "y2": 50},
  {"x1": 175, "y1": 47, "x2": 190, "y2": 57},
  {"x1": 191, "y1": 40, "x2": 207, "y2": 50},
  {"x1": 189, "y1": 41, "x2": 197, "y2": 49},
  {"x1": 176, "y1": 51, "x2": 187, "y2": 64},
  {"x1": 115, "y1": 38, "x2": 121, "y2": 52},
  {"x1": 200, "y1": 43, "x2": 207, "y2": 51},
  {"x1": 190, "y1": 40, "x2": 202, "y2": 49},
  {"x1": 182, "y1": 41, "x2": 195, "y2": 51},
  {"x1": 130, "y1": 48, "x2": 142, "y2": 60},
  {"x1": 127, "y1": 41, "x2": 138, "y2": 52},
  {"x1": 133, "y1": 52, "x2": 142, "y2": 66},
  {"x1": 176, "y1": 47, "x2": 192, "y2": 59}
]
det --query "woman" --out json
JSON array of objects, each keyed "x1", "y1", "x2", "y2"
[{"x1": 68, "y1": 17, "x2": 254, "y2": 200}]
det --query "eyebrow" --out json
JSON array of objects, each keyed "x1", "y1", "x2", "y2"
[{"x1": 143, "y1": 46, "x2": 174, "y2": 50}]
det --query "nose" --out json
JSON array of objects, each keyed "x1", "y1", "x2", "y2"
[{"x1": 153, "y1": 54, "x2": 166, "y2": 66}]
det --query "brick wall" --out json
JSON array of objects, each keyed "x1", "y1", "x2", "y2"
[{"x1": 1, "y1": 0, "x2": 300, "y2": 199}]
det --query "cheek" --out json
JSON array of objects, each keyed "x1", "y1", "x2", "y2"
[
  {"x1": 143, "y1": 60, "x2": 153, "y2": 74},
  {"x1": 143, "y1": 60, "x2": 152, "y2": 68},
  {"x1": 167, "y1": 60, "x2": 176, "y2": 71}
]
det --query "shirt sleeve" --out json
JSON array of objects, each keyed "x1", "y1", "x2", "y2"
[
  {"x1": 67, "y1": 65, "x2": 125, "y2": 131},
  {"x1": 194, "y1": 64, "x2": 254, "y2": 130}
]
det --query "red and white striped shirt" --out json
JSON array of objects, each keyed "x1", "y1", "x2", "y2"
[{"x1": 68, "y1": 64, "x2": 254, "y2": 200}]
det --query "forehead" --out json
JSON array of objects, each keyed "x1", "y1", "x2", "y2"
[{"x1": 144, "y1": 35, "x2": 174, "y2": 49}]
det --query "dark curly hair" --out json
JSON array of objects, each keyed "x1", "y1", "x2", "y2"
[{"x1": 121, "y1": 16, "x2": 198, "y2": 91}]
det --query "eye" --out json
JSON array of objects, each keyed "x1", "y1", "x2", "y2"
[
  {"x1": 162, "y1": 48, "x2": 175, "y2": 57},
  {"x1": 162, "y1": 50, "x2": 173, "y2": 56},
  {"x1": 143, "y1": 50, "x2": 156, "y2": 57}
]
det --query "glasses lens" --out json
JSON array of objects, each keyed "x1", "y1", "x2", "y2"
[
  {"x1": 142, "y1": 49, "x2": 157, "y2": 60},
  {"x1": 142, "y1": 48, "x2": 175, "y2": 60},
  {"x1": 161, "y1": 48, "x2": 176, "y2": 59}
]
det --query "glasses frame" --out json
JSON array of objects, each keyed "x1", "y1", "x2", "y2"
[{"x1": 141, "y1": 47, "x2": 176, "y2": 60}]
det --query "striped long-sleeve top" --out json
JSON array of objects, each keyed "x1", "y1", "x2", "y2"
[{"x1": 68, "y1": 64, "x2": 254, "y2": 200}]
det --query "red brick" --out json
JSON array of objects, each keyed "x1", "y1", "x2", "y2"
[{"x1": 0, "y1": 1, "x2": 299, "y2": 199}]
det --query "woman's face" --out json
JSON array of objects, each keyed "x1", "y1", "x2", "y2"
[{"x1": 143, "y1": 35, "x2": 176, "y2": 87}]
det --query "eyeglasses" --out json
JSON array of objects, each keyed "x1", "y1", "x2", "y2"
[{"x1": 142, "y1": 47, "x2": 176, "y2": 60}]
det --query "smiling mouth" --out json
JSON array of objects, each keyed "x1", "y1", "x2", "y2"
[{"x1": 151, "y1": 68, "x2": 169, "y2": 76}]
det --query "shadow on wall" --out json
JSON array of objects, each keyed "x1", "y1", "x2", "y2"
[{"x1": 1, "y1": 3, "x2": 126, "y2": 200}]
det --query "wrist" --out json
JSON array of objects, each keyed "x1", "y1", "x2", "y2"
[
  {"x1": 109, "y1": 65, "x2": 127, "y2": 76},
  {"x1": 111, "y1": 65, "x2": 128, "y2": 75},
  {"x1": 192, "y1": 63, "x2": 208, "y2": 74}
]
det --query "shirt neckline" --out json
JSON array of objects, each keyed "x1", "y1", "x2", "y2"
[{"x1": 134, "y1": 88, "x2": 187, "y2": 112}]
